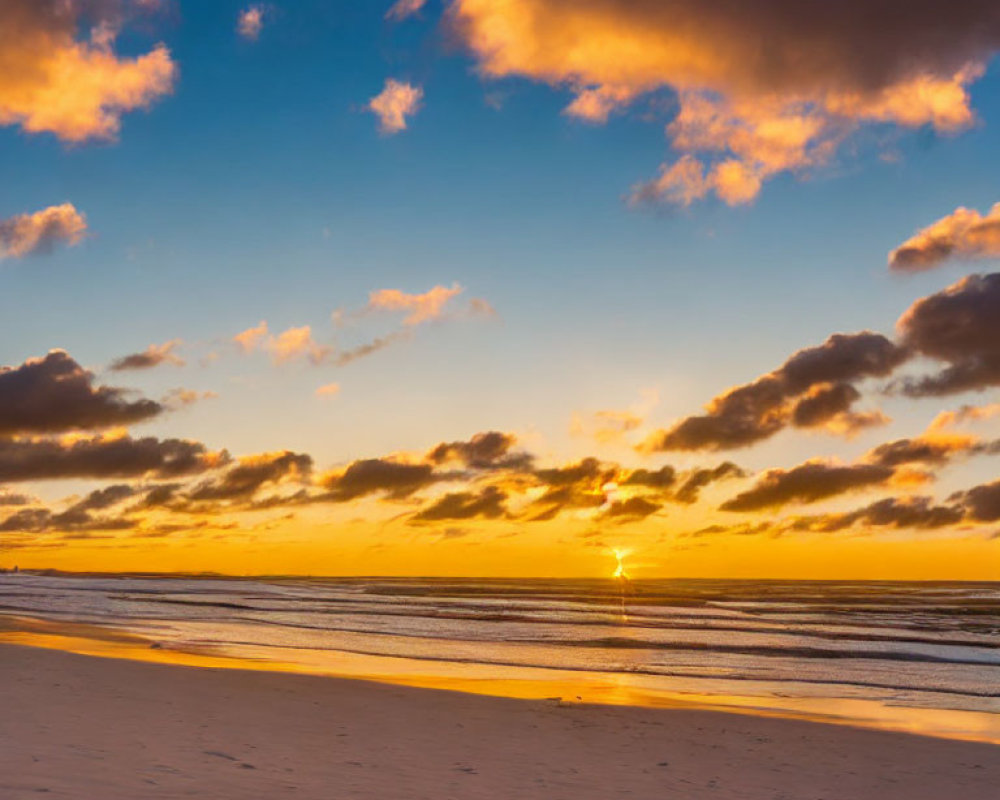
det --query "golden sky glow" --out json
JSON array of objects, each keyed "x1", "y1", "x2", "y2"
[{"x1": 1, "y1": 1, "x2": 999, "y2": 580}]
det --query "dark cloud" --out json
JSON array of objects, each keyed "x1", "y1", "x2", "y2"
[
  {"x1": 71, "y1": 484, "x2": 138, "y2": 512},
  {"x1": 850, "y1": 496, "x2": 965, "y2": 530},
  {"x1": 865, "y1": 434, "x2": 988, "y2": 467},
  {"x1": 796, "y1": 496, "x2": 966, "y2": 532},
  {"x1": 720, "y1": 462, "x2": 893, "y2": 511},
  {"x1": 0, "y1": 506, "x2": 134, "y2": 534},
  {"x1": 0, "y1": 435, "x2": 228, "y2": 482},
  {"x1": 0, "y1": 351, "x2": 163, "y2": 436},
  {"x1": 674, "y1": 462, "x2": 745, "y2": 504},
  {"x1": 534, "y1": 457, "x2": 613, "y2": 486},
  {"x1": 620, "y1": 465, "x2": 676, "y2": 490},
  {"x1": 321, "y1": 458, "x2": 436, "y2": 501},
  {"x1": 411, "y1": 486, "x2": 507, "y2": 522},
  {"x1": 889, "y1": 203, "x2": 1000, "y2": 271},
  {"x1": 0, "y1": 489, "x2": 33, "y2": 506},
  {"x1": 426, "y1": 431, "x2": 532, "y2": 470},
  {"x1": 601, "y1": 496, "x2": 662, "y2": 520},
  {"x1": 687, "y1": 521, "x2": 775, "y2": 538},
  {"x1": 524, "y1": 484, "x2": 607, "y2": 522},
  {"x1": 109, "y1": 340, "x2": 183, "y2": 372},
  {"x1": 953, "y1": 479, "x2": 1000, "y2": 522},
  {"x1": 790, "y1": 383, "x2": 860, "y2": 427},
  {"x1": 897, "y1": 273, "x2": 1000, "y2": 396},
  {"x1": 643, "y1": 333, "x2": 907, "y2": 452},
  {"x1": 188, "y1": 452, "x2": 312, "y2": 502}
]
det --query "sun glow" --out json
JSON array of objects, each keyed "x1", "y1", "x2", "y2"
[{"x1": 612, "y1": 549, "x2": 630, "y2": 580}]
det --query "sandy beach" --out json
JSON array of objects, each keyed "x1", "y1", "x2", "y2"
[{"x1": 1, "y1": 642, "x2": 997, "y2": 800}]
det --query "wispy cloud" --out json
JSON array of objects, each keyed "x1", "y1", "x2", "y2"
[
  {"x1": 110, "y1": 340, "x2": 185, "y2": 372},
  {"x1": 385, "y1": 0, "x2": 426, "y2": 21}
]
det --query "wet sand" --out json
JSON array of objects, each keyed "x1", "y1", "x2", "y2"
[{"x1": 1, "y1": 642, "x2": 997, "y2": 799}]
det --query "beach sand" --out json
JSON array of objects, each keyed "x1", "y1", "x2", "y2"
[{"x1": 1, "y1": 643, "x2": 997, "y2": 799}]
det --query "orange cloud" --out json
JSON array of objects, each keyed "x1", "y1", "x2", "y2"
[
  {"x1": 449, "y1": 0, "x2": 995, "y2": 204},
  {"x1": 232, "y1": 321, "x2": 269, "y2": 353},
  {"x1": 0, "y1": 1, "x2": 176, "y2": 142},
  {"x1": 889, "y1": 202, "x2": 1000, "y2": 271},
  {"x1": 237, "y1": 5, "x2": 267, "y2": 41},
  {"x1": 0, "y1": 204, "x2": 87, "y2": 260},
  {"x1": 315, "y1": 382, "x2": 341, "y2": 397},
  {"x1": 267, "y1": 326, "x2": 331, "y2": 366},
  {"x1": 928, "y1": 402, "x2": 1000, "y2": 432},
  {"x1": 367, "y1": 283, "x2": 464, "y2": 325},
  {"x1": 367, "y1": 79, "x2": 423, "y2": 134}
]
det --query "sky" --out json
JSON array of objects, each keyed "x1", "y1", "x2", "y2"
[{"x1": 1, "y1": 0, "x2": 999, "y2": 579}]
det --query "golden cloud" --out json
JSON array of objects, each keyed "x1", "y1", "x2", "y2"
[
  {"x1": 367, "y1": 284, "x2": 464, "y2": 325},
  {"x1": 448, "y1": 0, "x2": 997, "y2": 204},
  {"x1": 0, "y1": 0, "x2": 176, "y2": 142}
]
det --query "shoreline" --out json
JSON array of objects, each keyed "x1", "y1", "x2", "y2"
[
  {"x1": 2, "y1": 612, "x2": 999, "y2": 746},
  {"x1": 2, "y1": 641, "x2": 999, "y2": 799}
]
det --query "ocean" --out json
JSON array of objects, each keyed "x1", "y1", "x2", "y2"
[{"x1": 1, "y1": 573, "x2": 998, "y2": 741}]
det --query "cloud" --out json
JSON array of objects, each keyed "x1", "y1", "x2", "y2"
[
  {"x1": 620, "y1": 465, "x2": 676, "y2": 490},
  {"x1": 367, "y1": 284, "x2": 464, "y2": 325},
  {"x1": 315, "y1": 382, "x2": 340, "y2": 398},
  {"x1": 600, "y1": 495, "x2": 662, "y2": 521},
  {"x1": 0, "y1": 490, "x2": 34, "y2": 506},
  {"x1": 954, "y1": 479, "x2": 1000, "y2": 522},
  {"x1": 0, "y1": 432, "x2": 228, "y2": 482},
  {"x1": 109, "y1": 339, "x2": 184, "y2": 371},
  {"x1": 162, "y1": 388, "x2": 217, "y2": 409},
  {"x1": 237, "y1": 5, "x2": 267, "y2": 41},
  {"x1": 367, "y1": 79, "x2": 423, "y2": 134},
  {"x1": 889, "y1": 203, "x2": 1000, "y2": 271},
  {"x1": 0, "y1": 0, "x2": 176, "y2": 142},
  {"x1": 0, "y1": 204, "x2": 87, "y2": 261},
  {"x1": 333, "y1": 331, "x2": 411, "y2": 366},
  {"x1": 267, "y1": 325, "x2": 332, "y2": 365},
  {"x1": 386, "y1": 0, "x2": 427, "y2": 21},
  {"x1": 188, "y1": 451, "x2": 311, "y2": 503},
  {"x1": 0, "y1": 351, "x2": 163, "y2": 436},
  {"x1": 570, "y1": 388, "x2": 659, "y2": 445},
  {"x1": 720, "y1": 461, "x2": 894, "y2": 512},
  {"x1": 642, "y1": 332, "x2": 906, "y2": 452},
  {"x1": 411, "y1": 486, "x2": 507, "y2": 522},
  {"x1": 426, "y1": 431, "x2": 531, "y2": 470},
  {"x1": 865, "y1": 431, "x2": 990, "y2": 468},
  {"x1": 320, "y1": 458, "x2": 437, "y2": 501},
  {"x1": 928, "y1": 401, "x2": 1000, "y2": 432},
  {"x1": 449, "y1": 0, "x2": 997, "y2": 204},
  {"x1": 233, "y1": 320, "x2": 269, "y2": 353},
  {"x1": 0, "y1": 506, "x2": 134, "y2": 534},
  {"x1": 800, "y1": 496, "x2": 966, "y2": 533},
  {"x1": 896, "y1": 273, "x2": 1000, "y2": 396},
  {"x1": 674, "y1": 461, "x2": 744, "y2": 504}
]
